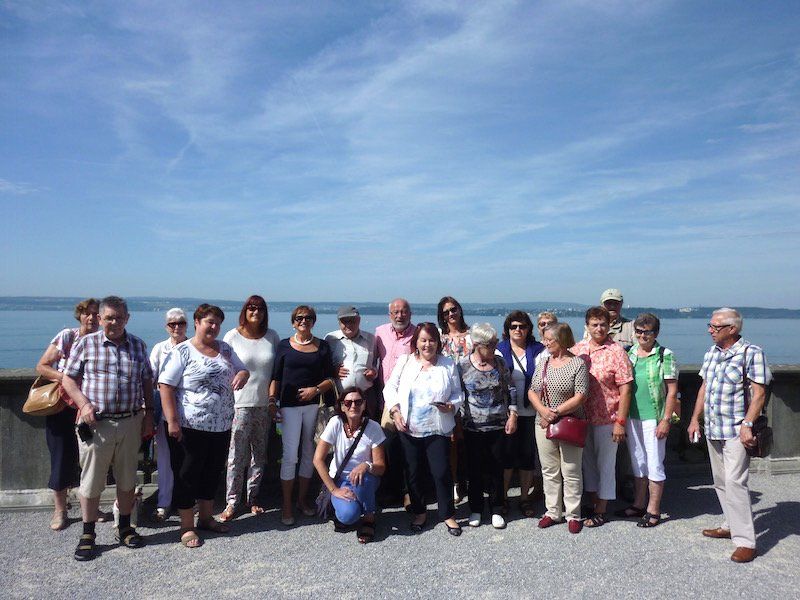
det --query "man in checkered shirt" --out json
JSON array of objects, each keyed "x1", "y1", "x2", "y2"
[
  {"x1": 62, "y1": 296, "x2": 155, "y2": 561},
  {"x1": 687, "y1": 307, "x2": 771, "y2": 564}
]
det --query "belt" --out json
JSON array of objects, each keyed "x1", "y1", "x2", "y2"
[{"x1": 96, "y1": 409, "x2": 140, "y2": 420}]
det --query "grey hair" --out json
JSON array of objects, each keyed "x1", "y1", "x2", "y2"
[
  {"x1": 165, "y1": 307, "x2": 187, "y2": 323},
  {"x1": 470, "y1": 322, "x2": 498, "y2": 345},
  {"x1": 712, "y1": 307, "x2": 743, "y2": 332},
  {"x1": 100, "y1": 295, "x2": 128, "y2": 316}
]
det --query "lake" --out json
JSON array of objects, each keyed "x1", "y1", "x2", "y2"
[{"x1": 1, "y1": 310, "x2": 797, "y2": 368}]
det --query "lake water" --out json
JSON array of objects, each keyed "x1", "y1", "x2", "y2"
[{"x1": 1, "y1": 310, "x2": 797, "y2": 368}]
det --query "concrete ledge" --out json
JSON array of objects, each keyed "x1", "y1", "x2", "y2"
[{"x1": 1, "y1": 483, "x2": 158, "y2": 511}]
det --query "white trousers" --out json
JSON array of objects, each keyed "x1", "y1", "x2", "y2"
[
  {"x1": 707, "y1": 436, "x2": 756, "y2": 549},
  {"x1": 280, "y1": 404, "x2": 319, "y2": 481},
  {"x1": 582, "y1": 423, "x2": 617, "y2": 500}
]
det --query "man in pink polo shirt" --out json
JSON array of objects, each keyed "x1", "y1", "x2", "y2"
[{"x1": 374, "y1": 298, "x2": 415, "y2": 506}]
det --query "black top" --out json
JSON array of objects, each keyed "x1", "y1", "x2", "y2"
[{"x1": 272, "y1": 338, "x2": 336, "y2": 408}]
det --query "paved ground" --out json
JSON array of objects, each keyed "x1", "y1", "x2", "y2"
[{"x1": 1, "y1": 471, "x2": 798, "y2": 599}]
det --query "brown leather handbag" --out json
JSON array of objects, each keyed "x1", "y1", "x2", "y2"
[{"x1": 23, "y1": 376, "x2": 66, "y2": 416}]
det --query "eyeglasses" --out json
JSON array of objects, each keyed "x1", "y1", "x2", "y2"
[
  {"x1": 634, "y1": 328, "x2": 655, "y2": 336},
  {"x1": 247, "y1": 305, "x2": 265, "y2": 312},
  {"x1": 340, "y1": 317, "x2": 358, "y2": 325},
  {"x1": 538, "y1": 321, "x2": 555, "y2": 328},
  {"x1": 167, "y1": 321, "x2": 187, "y2": 328},
  {"x1": 707, "y1": 323, "x2": 732, "y2": 333},
  {"x1": 509, "y1": 323, "x2": 528, "y2": 330},
  {"x1": 442, "y1": 307, "x2": 460, "y2": 316},
  {"x1": 294, "y1": 315, "x2": 314, "y2": 323},
  {"x1": 342, "y1": 398, "x2": 364, "y2": 408},
  {"x1": 390, "y1": 309, "x2": 409, "y2": 316}
]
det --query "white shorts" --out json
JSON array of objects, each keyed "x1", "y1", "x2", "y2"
[{"x1": 625, "y1": 418, "x2": 666, "y2": 482}]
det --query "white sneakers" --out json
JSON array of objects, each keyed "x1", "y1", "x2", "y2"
[
  {"x1": 468, "y1": 513, "x2": 481, "y2": 527},
  {"x1": 491, "y1": 514, "x2": 506, "y2": 529}
]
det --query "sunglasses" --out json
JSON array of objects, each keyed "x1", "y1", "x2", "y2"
[
  {"x1": 634, "y1": 328, "x2": 655, "y2": 336},
  {"x1": 442, "y1": 306, "x2": 460, "y2": 316},
  {"x1": 509, "y1": 323, "x2": 528, "y2": 330},
  {"x1": 294, "y1": 315, "x2": 314, "y2": 323},
  {"x1": 247, "y1": 304, "x2": 265, "y2": 312},
  {"x1": 167, "y1": 321, "x2": 187, "y2": 328},
  {"x1": 342, "y1": 398, "x2": 364, "y2": 408},
  {"x1": 538, "y1": 321, "x2": 554, "y2": 328}
]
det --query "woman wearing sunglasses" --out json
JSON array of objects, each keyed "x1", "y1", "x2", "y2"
[
  {"x1": 269, "y1": 305, "x2": 336, "y2": 525},
  {"x1": 314, "y1": 387, "x2": 386, "y2": 544},
  {"x1": 615, "y1": 313, "x2": 678, "y2": 528},
  {"x1": 385, "y1": 323, "x2": 464, "y2": 536},
  {"x1": 219, "y1": 295, "x2": 281, "y2": 521},
  {"x1": 497, "y1": 310, "x2": 546, "y2": 518}
]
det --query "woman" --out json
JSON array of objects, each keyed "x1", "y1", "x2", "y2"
[
  {"x1": 437, "y1": 296, "x2": 471, "y2": 503},
  {"x1": 269, "y1": 305, "x2": 336, "y2": 526},
  {"x1": 159, "y1": 304, "x2": 249, "y2": 548},
  {"x1": 459, "y1": 323, "x2": 517, "y2": 529},
  {"x1": 36, "y1": 298, "x2": 100, "y2": 530},
  {"x1": 529, "y1": 323, "x2": 589, "y2": 534},
  {"x1": 385, "y1": 323, "x2": 464, "y2": 536},
  {"x1": 148, "y1": 308, "x2": 188, "y2": 522},
  {"x1": 536, "y1": 312, "x2": 558, "y2": 342},
  {"x1": 496, "y1": 310, "x2": 545, "y2": 518},
  {"x1": 313, "y1": 387, "x2": 386, "y2": 544},
  {"x1": 614, "y1": 313, "x2": 678, "y2": 527},
  {"x1": 570, "y1": 307, "x2": 633, "y2": 528},
  {"x1": 220, "y1": 295, "x2": 281, "y2": 521}
]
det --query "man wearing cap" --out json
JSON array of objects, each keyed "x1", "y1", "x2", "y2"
[
  {"x1": 325, "y1": 305, "x2": 379, "y2": 416},
  {"x1": 61, "y1": 295, "x2": 154, "y2": 561},
  {"x1": 586, "y1": 289, "x2": 635, "y2": 350}
]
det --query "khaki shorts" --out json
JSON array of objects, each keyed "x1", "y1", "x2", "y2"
[{"x1": 78, "y1": 411, "x2": 143, "y2": 499}]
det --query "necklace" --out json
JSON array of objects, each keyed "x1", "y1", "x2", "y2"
[{"x1": 294, "y1": 333, "x2": 313, "y2": 346}]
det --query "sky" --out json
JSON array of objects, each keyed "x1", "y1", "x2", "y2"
[{"x1": 2, "y1": 1, "x2": 799, "y2": 308}]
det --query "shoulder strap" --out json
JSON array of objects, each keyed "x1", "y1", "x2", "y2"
[
  {"x1": 541, "y1": 357, "x2": 550, "y2": 404},
  {"x1": 333, "y1": 419, "x2": 369, "y2": 482},
  {"x1": 511, "y1": 351, "x2": 526, "y2": 374},
  {"x1": 742, "y1": 345, "x2": 750, "y2": 411}
]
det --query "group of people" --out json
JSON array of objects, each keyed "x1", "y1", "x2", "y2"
[{"x1": 34, "y1": 289, "x2": 771, "y2": 563}]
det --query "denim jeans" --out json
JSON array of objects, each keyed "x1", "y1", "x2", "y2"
[{"x1": 331, "y1": 471, "x2": 380, "y2": 525}]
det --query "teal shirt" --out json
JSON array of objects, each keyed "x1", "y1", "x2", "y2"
[{"x1": 628, "y1": 343, "x2": 679, "y2": 421}]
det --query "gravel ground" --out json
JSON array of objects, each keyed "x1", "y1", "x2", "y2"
[{"x1": 1, "y1": 472, "x2": 798, "y2": 599}]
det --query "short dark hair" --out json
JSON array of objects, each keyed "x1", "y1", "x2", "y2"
[
  {"x1": 100, "y1": 295, "x2": 128, "y2": 316},
  {"x1": 502, "y1": 310, "x2": 535, "y2": 343},
  {"x1": 410, "y1": 322, "x2": 443, "y2": 355},
  {"x1": 585, "y1": 306, "x2": 611, "y2": 325},
  {"x1": 437, "y1": 296, "x2": 468, "y2": 334},
  {"x1": 238, "y1": 295, "x2": 269, "y2": 335},
  {"x1": 194, "y1": 303, "x2": 225, "y2": 322},
  {"x1": 291, "y1": 305, "x2": 316, "y2": 324},
  {"x1": 74, "y1": 298, "x2": 99, "y2": 321},
  {"x1": 633, "y1": 312, "x2": 660, "y2": 336}
]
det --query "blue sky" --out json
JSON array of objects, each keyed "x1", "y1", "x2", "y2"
[{"x1": 2, "y1": 1, "x2": 799, "y2": 308}]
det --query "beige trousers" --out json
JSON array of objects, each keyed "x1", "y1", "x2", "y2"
[
  {"x1": 707, "y1": 436, "x2": 756, "y2": 549},
  {"x1": 535, "y1": 425, "x2": 583, "y2": 521}
]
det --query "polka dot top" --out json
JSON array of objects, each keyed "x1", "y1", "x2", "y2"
[{"x1": 530, "y1": 356, "x2": 589, "y2": 423}]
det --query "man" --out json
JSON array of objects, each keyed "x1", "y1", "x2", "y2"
[
  {"x1": 585, "y1": 288, "x2": 635, "y2": 350},
  {"x1": 61, "y1": 296, "x2": 154, "y2": 561},
  {"x1": 688, "y1": 308, "x2": 771, "y2": 563},
  {"x1": 373, "y1": 298, "x2": 415, "y2": 506},
  {"x1": 325, "y1": 305, "x2": 379, "y2": 416}
]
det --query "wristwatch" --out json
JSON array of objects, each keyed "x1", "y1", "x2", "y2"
[{"x1": 742, "y1": 420, "x2": 754, "y2": 428}]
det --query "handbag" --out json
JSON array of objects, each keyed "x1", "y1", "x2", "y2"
[
  {"x1": 540, "y1": 358, "x2": 588, "y2": 447},
  {"x1": 742, "y1": 346, "x2": 773, "y2": 458},
  {"x1": 315, "y1": 419, "x2": 368, "y2": 520},
  {"x1": 23, "y1": 376, "x2": 67, "y2": 416},
  {"x1": 314, "y1": 378, "x2": 340, "y2": 445}
]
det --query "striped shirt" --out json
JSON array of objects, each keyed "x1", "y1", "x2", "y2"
[
  {"x1": 699, "y1": 338, "x2": 771, "y2": 440},
  {"x1": 64, "y1": 330, "x2": 153, "y2": 414}
]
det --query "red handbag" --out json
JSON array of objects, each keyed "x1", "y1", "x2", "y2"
[{"x1": 541, "y1": 358, "x2": 588, "y2": 447}]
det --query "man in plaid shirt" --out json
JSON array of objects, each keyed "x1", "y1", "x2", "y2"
[
  {"x1": 62, "y1": 296, "x2": 154, "y2": 561},
  {"x1": 687, "y1": 307, "x2": 771, "y2": 564}
]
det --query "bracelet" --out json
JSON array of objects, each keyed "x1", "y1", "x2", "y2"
[
  {"x1": 315, "y1": 386, "x2": 321, "y2": 395},
  {"x1": 365, "y1": 461, "x2": 373, "y2": 473}
]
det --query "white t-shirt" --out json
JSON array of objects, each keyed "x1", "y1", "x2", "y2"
[
  {"x1": 223, "y1": 328, "x2": 280, "y2": 408},
  {"x1": 320, "y1": 417, "x2": 385, "y2": 478},
  {"x1": 158, "y1": 340, "x2": 247, "y2": 432}
]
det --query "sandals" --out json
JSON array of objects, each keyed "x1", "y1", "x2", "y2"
[
  {"x1": 74, "y1": 533, "x2": 97, "y2": 561},
  {"x1": 519, "y1": 500, "x2": 537, "y2": 518},
  {"x1": 116, "y1": 526, "x2": 145, "y2": 548},
  {"x1": 637, "y1": 512, "x2": 662, "y2": 528},
  {"x1": 152, "y1": 507, "x2": 169, "y2": 522},
  {"x1": 197, "y1": 518, "x2": 230, "y2": 534},
  {"x1": 218, "y1": 504, "x2": 236, "y2": 522},
  {"x1": 584, "y1": 513, "x2": 608, "y2": 528},
  {"x1": 357, "y1": 521, "x2": 376, "y2": 544},
  {"x1": 614, "y1": 505, "x2": 645, "y2": 518},
  {"x1": 249, "y1": 504, "x2": 265, "y2": 515},
  {"x1": 50, "y1": 510, "x2": 68, "y2": 531},
  {"x1": 180, "y1": 528, "x2": 203, "y2": 548}
]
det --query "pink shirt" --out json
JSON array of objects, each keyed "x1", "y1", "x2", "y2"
[
  {"x1": 571, "y1": 338, "x2": 633, "y2": 426},
  {"x1": 374, "y1": 322, "x2": 415, "y2": 385}
]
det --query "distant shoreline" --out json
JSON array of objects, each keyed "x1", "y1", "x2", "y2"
[{"x1": 1, "y1": 297, "x2": 798, "y2": 319}]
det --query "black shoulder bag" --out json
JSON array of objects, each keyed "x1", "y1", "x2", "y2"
[
  {"x1": 315, "y1": 418, "x2": 369, "y2": 519},
  {"x1": 742, "y1": 346, "x2": 773, "y2": 458}
]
